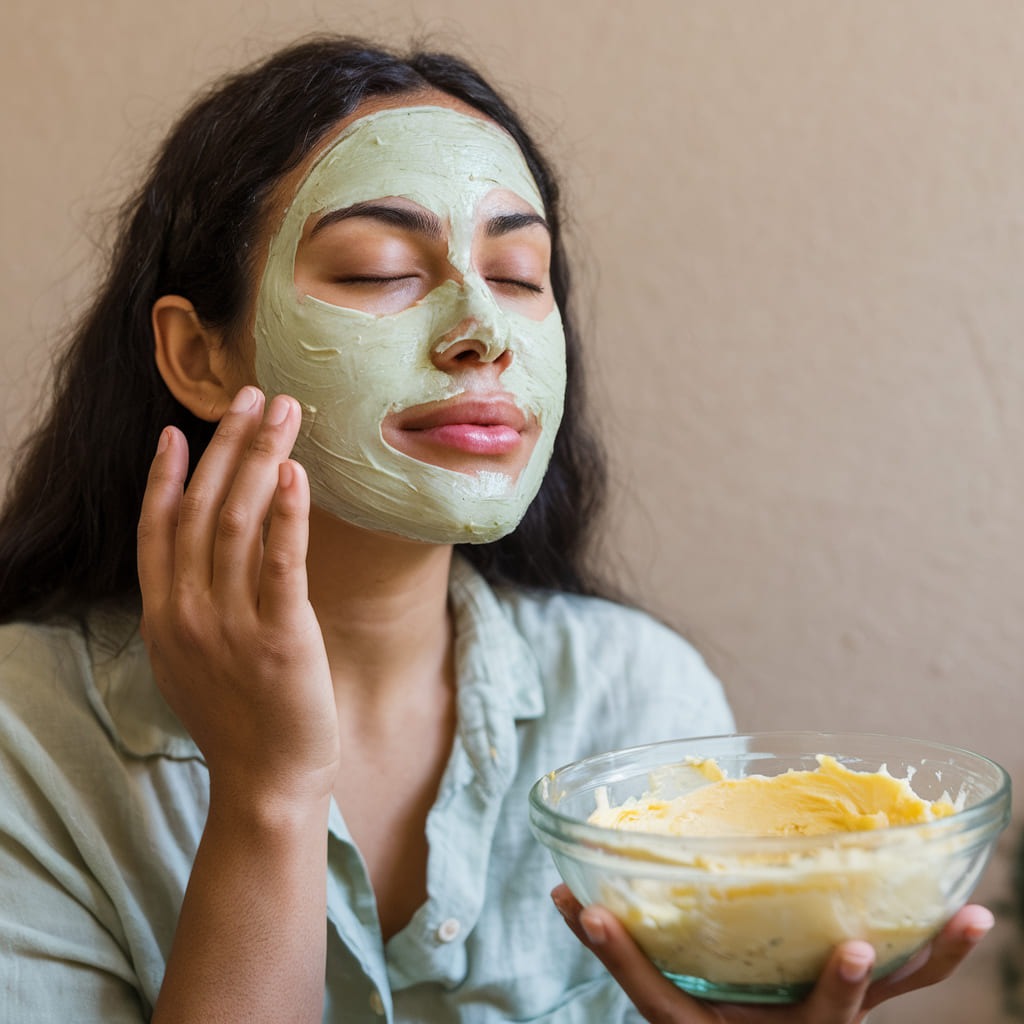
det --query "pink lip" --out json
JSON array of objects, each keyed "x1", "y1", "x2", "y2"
[
  {"x1": 392, "y1": 396, "x2": 529, "y2": 456},
  {"x1": 398, "y1": 396, "x2": 528, "y2": 433},
  {"x1": 413, "y1": 423, "x2": 523, "y2": 455}
]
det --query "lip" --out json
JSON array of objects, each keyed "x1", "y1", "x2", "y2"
[
  {"x1": 388, "y1": 395, "x2": 530, "y2": 457},
  {"x1": 396, "y1": 396, "x2": 528, "y2": 433}
]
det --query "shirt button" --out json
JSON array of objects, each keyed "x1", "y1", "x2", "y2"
[
  {"x1": 436, "y1": 917, "x2": 462, "y2": 943},
  {"x1": 368, "y1": 989, "x2": 385, "y2": 1016}
]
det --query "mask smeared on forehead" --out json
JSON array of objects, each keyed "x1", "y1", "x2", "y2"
[{"x1": 254, "y1": 106, "x2": 566, "y2": 544}]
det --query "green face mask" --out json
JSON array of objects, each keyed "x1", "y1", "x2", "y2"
[{"x1": 254, "y1": 106, "x2": 567, "y2": 544}]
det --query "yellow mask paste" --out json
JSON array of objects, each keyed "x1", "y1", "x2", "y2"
[
  {"x1": 586, "y1": 756, "x2": 960, "y2": 989},
  {"x1": 254, "y1": 106, "x2": 566, "y2": 543},
  {"x1": 588, "y1": 755, "x2": 955, "y2": 836}
]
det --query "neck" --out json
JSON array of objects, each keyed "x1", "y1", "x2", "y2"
[{"x1": 305, "y1": 506, "x2": 455, "y2": 708}]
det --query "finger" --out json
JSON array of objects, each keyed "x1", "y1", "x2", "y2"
[
  {"x1": 552, "y1": 887, "x2": 707, "y2": 1024},
  {"x1": 797, "y1": 940, "x2": 875, "y2": 1023},
  {"x1": 550, "y1": 885, "x2": 589, "y2": 946},
  {"x1": 210, "y1": 393, "x2": 302, "y2": 603},
  {"x1": 174, "y1": 385, "x2": 265, "y2": 588},
  {"x1": 137, "y1": 426, "x2": 188, "y2": 609},
  {"x1": 863, "y1": 905, "x2": 993, "y2": 1010},
  {"x1": 258, "y1": 459, "x2": 311, "y2": 624}
]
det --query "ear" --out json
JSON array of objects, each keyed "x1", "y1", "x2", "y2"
[{"x1": 152, "y1": 296, "x2": 251, "y2": 422}]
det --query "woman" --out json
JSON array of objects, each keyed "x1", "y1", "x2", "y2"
[{"x1": 0, "y1": 36, "x2": 991, "y2": 1023}]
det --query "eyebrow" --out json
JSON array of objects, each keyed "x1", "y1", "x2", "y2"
[
  {"x1": 485, "y1": 211, "x2": 550, "y2": 237},
  {"x1": 309, "y1": 202, "x2": 549, "y2": 240},
  {"x1": 310, "y1": 201, "x2": 444, "y2": 239}
]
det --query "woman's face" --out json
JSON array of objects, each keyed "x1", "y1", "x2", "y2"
[{"x1": 252, "y1": 93, "x2": 567, "y2": 544}]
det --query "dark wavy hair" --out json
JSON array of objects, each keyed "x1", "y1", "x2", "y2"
[{"x1": 0, "y1": 36, "x2": 613, "y2": 623}]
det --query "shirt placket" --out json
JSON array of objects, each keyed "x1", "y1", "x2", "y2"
[{"x1": 324, "y1": 801, "x2": 395, "y2": 1023}]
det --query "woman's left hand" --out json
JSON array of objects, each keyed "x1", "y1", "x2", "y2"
[{"x1": 552, "y1": 884, "x2": 993, "y2": 1023}]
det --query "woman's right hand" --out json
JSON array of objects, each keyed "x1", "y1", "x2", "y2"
[{"x1": 137, "y1": 385, "x2": 339, "y2": 810}]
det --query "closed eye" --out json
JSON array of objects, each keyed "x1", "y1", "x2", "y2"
[
  {"x1": 333, "y1": 275, "x2": 419, "y2": 285},
  {"x1": 488, "y1": 277, "x2": 545, "y2": 295}
]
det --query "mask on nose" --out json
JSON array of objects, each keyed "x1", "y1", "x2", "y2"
[{"x1": 253, "y1": 106, "x2": 566, "y2": 544}]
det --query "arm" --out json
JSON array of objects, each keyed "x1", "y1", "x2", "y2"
[
  {"x1": 139, "y1": 388, "x2": 340, "y2": 1024},
  {"x1": 552, "y1": 885, "x2": 993, "y2": 1024}
]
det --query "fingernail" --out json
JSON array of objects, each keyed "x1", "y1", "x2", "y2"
[
  {"x1": 266, "y1": 394, "x2": 291, "y2": 425},
  {"x1": 278, "y1": 461, "x2": 294, "y2": 489},
  {"x1": 156, "y1": 427, "x2": 170, "y2": 454},
  {"x1": 579, "y1": 912, "x2": 605, "y2": 947},
  {"x1": 965, "y1": 921, "x2": 993, "y2": 944},
  {"x1": 839, "y1": 950, "x2": 874, "y2": 984},
  {"x1": 230, "y1": 386, "x2": 259, "y2": 412}
]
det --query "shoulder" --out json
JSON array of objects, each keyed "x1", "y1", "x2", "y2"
[
  {"x1": 0, "y1": 607, "x2": 196, "y2": 764},
  {"x1": 0, "y1": 618, "x2": 112, "y2": 869},
  {"x1": 496, "y1": 586, "x2": 700, "y2": 671},
  {"x1": 0, "y1": 617, "x2": 93, "y2": 716},
  {"x1": 0, "y1": 614, "x2": 87, "y2": 659},
  {"x1": 0, "y1": 607, "x2": 139, "y2": 712},
  {"x1": 0, "y1": 608, "x2": 154, "y2": 769},
  {"x1": 494, "y1": 585, "x2": 735, "y2": 747},
  {"x1": 0, "y1": 617, "x2": 123, "y2": 798}
]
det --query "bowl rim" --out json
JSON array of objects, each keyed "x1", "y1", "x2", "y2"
[{"x1": 528, "y1": 730, "x2": 1012, "y2": 857}]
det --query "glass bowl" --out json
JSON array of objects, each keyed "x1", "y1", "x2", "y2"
[{"x1": 528, "y1": 731, "x2": 1010, "y2": 1004}]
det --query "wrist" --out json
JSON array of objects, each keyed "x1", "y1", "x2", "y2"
[{"x1": 206, "y1": 768, "x2": 334, "y2": 838}]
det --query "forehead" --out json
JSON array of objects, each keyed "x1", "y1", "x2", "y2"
[{"x1": 286, "y1": 105, "x2": 545, "y2": 222}]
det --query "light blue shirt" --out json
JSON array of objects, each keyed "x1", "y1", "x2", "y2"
[{"x1": 0, "y1": 558, "x2": 734, "y2": 1022}]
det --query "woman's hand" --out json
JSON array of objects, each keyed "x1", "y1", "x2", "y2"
[
  {"x1": 552, "y1": 884, "x2": 993, "y2": 1023},
  {"x1": 137, "y1": 386, "x2": 339, "y2": 809},
  {"x1": 141, "y1": 387, "x2": 337, "y2": 1022}
]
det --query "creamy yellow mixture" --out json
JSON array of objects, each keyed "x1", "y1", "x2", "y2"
[
  {"x1": 585, "y1": 756, "x2": 959, "y2": 990},
  {"x1": 588, "y1": 755, "x2": 955, "y2": 836}
]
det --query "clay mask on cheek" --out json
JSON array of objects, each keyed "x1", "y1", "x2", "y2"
[{"x1": 253, "y1": 106, "x2": 567, "y2": 544}]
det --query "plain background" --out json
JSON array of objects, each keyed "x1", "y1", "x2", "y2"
[{"x1": 2, "y1": 2, "x2": 1022, "y2": 1020}]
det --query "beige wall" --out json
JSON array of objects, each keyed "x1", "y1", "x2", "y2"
[{"x1": 2, "y1": 2, "x2": 1022, "y2": 1019}]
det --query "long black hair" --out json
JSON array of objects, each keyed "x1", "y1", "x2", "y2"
[{"x1": 0, "y1": 36, "x2": 613, "y2": 623}]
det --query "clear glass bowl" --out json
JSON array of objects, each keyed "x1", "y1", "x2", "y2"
[{"x1": 529, "y1": 731, "x2": 1010, "y2": 1004}]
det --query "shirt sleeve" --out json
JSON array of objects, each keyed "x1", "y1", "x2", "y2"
[{"x1": 0, "y1": 624, "x2": 149, "y2": 1024}]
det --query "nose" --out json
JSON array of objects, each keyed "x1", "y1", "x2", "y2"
[
  {"x1": 430, "y1": 278, "x2": 512, "y2": 372},
  {"x1": 431, "y1": 318, "x2": 512, "y2": 372}
]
